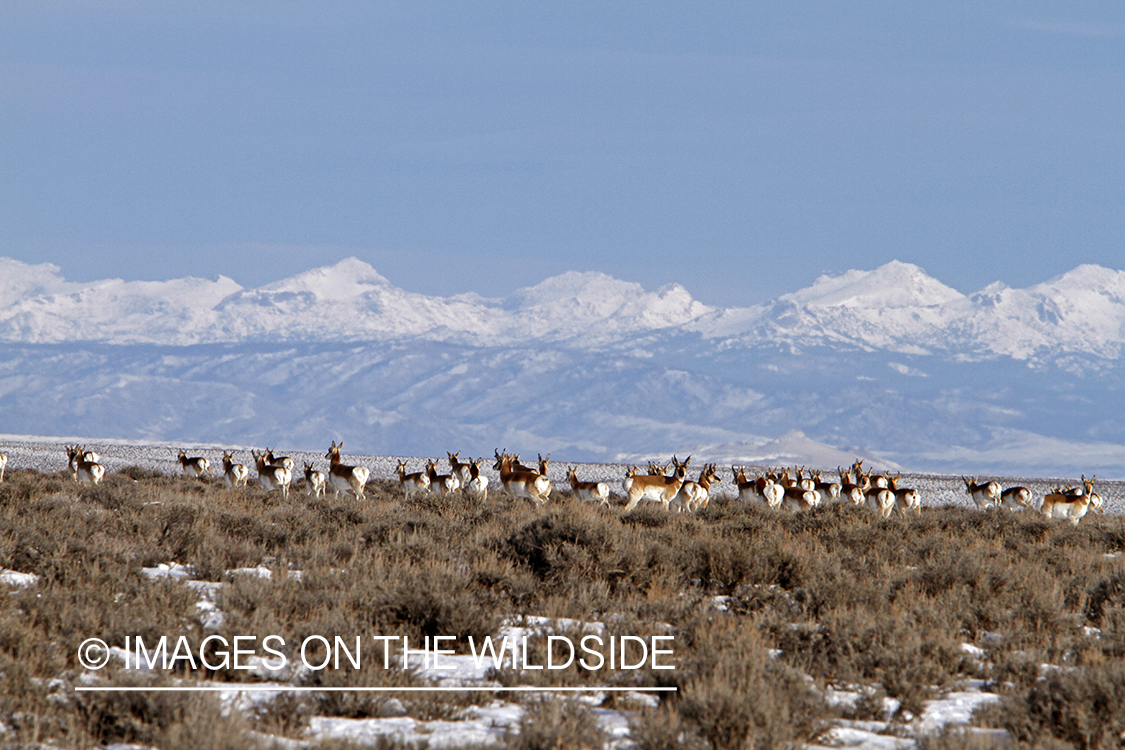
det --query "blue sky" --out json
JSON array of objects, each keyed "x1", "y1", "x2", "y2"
[{"x1": 2, "y1": 2, "x2": 1123, "y2": 306}]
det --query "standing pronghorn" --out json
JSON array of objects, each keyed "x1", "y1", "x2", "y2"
[
  {"x1": 672, "y1": 463, "x2": 720, "y2": 513},
  {"x1": 397, "y1": 460, "x2": 431, "y2": 501},
  {"x1": 325, "y1": 442, "x2": 370, "y2": 500},
  {"x1": 464, "y1": 458, "x2": 490, "y2": 501},
  {"x1": 0, "y1": 451, "x2": 7, "y2": 483},
  {"x1": 303, "y1": 462, "x2": 326, "y2": 499},
  {"x1": 888, "y1": 474, "x2": 920, "y2": 516},
  {"x1": 221, "y1": 451, "x2": 249, "y2": 488},
  {"x1": 177, "y1": 449, "x2": 210, "y2": 479},
  {"x1": 622, "y1": 455, "x2": 690, "y2": 511},
  {"x1": 252, "y1": 450, "x2": 292, "y2": 498},
  {"x1": 265, "y1": 448, "x2": 294, "y2": 473},
  {"x1": 66, "y1": 445, "x2": 105, "y2": 485},
  {"x1": 494, "y1": 450, "x2": 551, "y2": 505},
  {"x1": 865, "y1": 483, "x2": 896, "y2": 518},
  {"x1": 838, "y1": 464, "x2": 868, "y2": 506},
  {"x1": 1041, "y1": 476, "x2": 1098, "y2": 525},
  {"x1": 567, "y1": 466, "x2": 609, "y2": 506},
  {"x1": 426, "y1": 458, "x2": 462, "y2": 495},
  {"x1": 963, "y1": 477, "x2": 1001, "y2": 510},
  {"x1": 999, "y1": 485, "x2": 1033, "y2": 511},
  {"x1": 448, "y1": 452, "x2": 472, "y2": 486}
]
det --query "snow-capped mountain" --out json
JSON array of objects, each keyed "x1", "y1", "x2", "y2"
[{"x1": 1, "y1": 256, "x2": 1124, "y2": 477}]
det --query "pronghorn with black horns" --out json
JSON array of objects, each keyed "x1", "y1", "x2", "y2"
[
  {"x1": 962, "y1": 476, "x2": 1001, "y2": 510},
  {"x1": 221, "y1": 451, "x2": 249, "y2": 488},
  {"x1": 325, "y1": 441, "x2": 370, "y2": 500},
  {"x1": 1041, "y1": 475, "x2": 1098, "y2": 525},
  {"x1": 426, "y1": 458, "x2": 462, "y2": 496},
  {"x1": 177, "y1": 449, "x2": 210, "y2": 479},
  {"x1": 447, "y1": 451, "x2": 472, "y2": 486},
  {"x1": 252, "y1": 449, "x2": 292, "y2": 498},
  {"x1": 465, "y1": 458, "x2": 490, "y2": 501},
  {"x1": 397, "y1": 460, "x2": 431, "y2": 501},
  {"x1": 567, "y1": 466, "x2": 609, "y2": 506},
  {"x1": 265, "y1": 448, "x2": 294, "y2": 473},
  {"x1": 494, "y1": 449, "x2": 551, "y2": 505},
  {"x1": 622, "y1": 455, "x2": 690, "y2": 511},
  {"x1": 672, "y1": 463, "x2": 720, "y2": 513},
  {"x1": 66, "y1": 445, "x2": 105, "y2": 485}
]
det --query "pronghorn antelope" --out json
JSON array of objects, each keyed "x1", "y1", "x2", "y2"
[
  {"x1": 732, "y1": 466, "x2": 758, "y2": 504},
  {"x1": 66, "y1": 445, "x2": 105, "y2": 485},
  {"x1": 962, "y1": 477, "x2": 1001, "y2": 510},
  {"x1": 567, "y1": 466, "x2": 609, "y2": 506},
  {"x1": 448, "y1": 452, "x2": 472, "y2": 485},
  {"x1": 221, "y1": 451, "x2": 249, "y2": 488},
  {"x1": 0, "y1": 451, "x2": 6, "y2": 483},
  {"x1": 426, "y1": 458, "x2": 462, "y2": 495},
  {"x1": 887, "y1": 474, "x2": 920, "y2": 516},
  {"x1": 622, "y1": 455, "x2": 690, "y2": 511},
  {"x1": 464, "y1": 458, "x2": 490, "y2": 501},
  {"x1": 672, "y1": 463, "x2": 720, "y2": 513},
  {"x1": 813, "y1": 470, "x2": 842, "y2": 504},
  {"x1": 647, "y1": 460, "x2": 670, "y2": 476},
  {"x1": 265, "y1": 448, "x2": 294, "y2": 473},
  {"x1": 177, "y1": 449, "x2": 210, "y2": 479},
  {"x1": 397, "y1": 460, "x2": 431, "y2": 501},
  {"x1": 252, "y1": 450, "x2": 292, "y2": 498},
  {"x1": 495, "y1": 450, "x2": 551, "y2": 505},
  {"x1": 325, "y1": 441, "x2": 370, "y2": 500},
  {"x1": 1041, "y1": 476, "x2": 1097, "y2": 525},
  {"x1": 999, "y1": 485, "x2": 1033, "y2": 511},
  {"x1": 865, "y1": 484, "x2": 896, "y2": 519},
  {"x1": 837, "y1": 465, "x2": 868, "y2": 505},
  {"x1": 303, "y1": 462, "x2": 326, "y2": 499},
  {"x1": 781, "y1": 484, "x2": 820, "y2": 512}
]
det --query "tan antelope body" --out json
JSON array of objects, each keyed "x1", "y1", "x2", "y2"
[
  {"x1": 732, "y1": 467, "x2": 759, "y2": 504},
  {"x1": 495, "y1": 450, "x2": 551, "y2": 505},
  {"x1": 177, "y1": 450, "x2": 210, "y2": 478},
  {"x1": 252, "y1": 450, "x2": 292, "y2": 498},
  {"x1": 622, "y1": 456, "x2": 690, "y2": 511},
  {"x1": 448, "y1": 452, "x2": 472, "y2": 486},
  {"x1": 66, "y1": 445, "x2": 105, "y2": 485},
  {"x1": 304, "y1": 462, "x2": 327, "y2": 499},
  {"x1": 426, "y1": 459, "x2": 462, "y2": 495},
  {"x1": 782, "y1": 485, "x2": 820, "y2": 512},
  {"x1": 221, "y1": 451, "x2": 249, "y2": 487},
  {"x1": 838, "y1": 464, "x2": 869, "y2": 506},
  {"x1": 265, "y1": 448, "x2": 294, "y2": 473},
  {"x1": 672, "y1": 463, "x2": 719, "y2": 512},
  {"x1": 567, "y1": 466, "x2": 609, "y2": 506},
  {"x1": 1041, "y1": 476, "x2": 1098, "y2": 525},
  {"x1": 325, "y1": 442, "x2": 369, "y2": 500},
  {"x1": 866, "y1": 486, "x2": 896, "y2": 518},
  {"x1": 397, "y1": 460, "x2": 431, "y2": 501},
  {"x1": 813, "y1": 470, "x2": 842, "y2": 503},
  {"x1": 887, "y1": 474, "x2": 920, "y2": 516},
  {"x1": 0, "y1": 451, "x2": 7, "y2": 483},
  {"x1": 464, "y1": 458, "x2": 490, "y2": 501},
  {"x1": 999, "y1": 486, "x2": 1033, "y2": 511},
  {"x1": 963, "y1": 477, "x2": 1001, "y2": 509}
]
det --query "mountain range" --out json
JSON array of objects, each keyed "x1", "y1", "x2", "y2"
[{"x1": 2, "y1": 256, "x2": 1124, "y2": 478}]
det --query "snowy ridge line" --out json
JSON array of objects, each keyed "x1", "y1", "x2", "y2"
[{"x1": 4, "y1": 256, "x2": 1125, "y2": 360}]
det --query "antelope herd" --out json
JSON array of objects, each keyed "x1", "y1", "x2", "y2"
[{"x1": 0, "y1": 445, "x2": 1111, "y2": 525}]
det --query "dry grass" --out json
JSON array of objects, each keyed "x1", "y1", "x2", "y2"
[{"x1": 1, "y1": 468, "x2": 1125, "y2": 748}]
